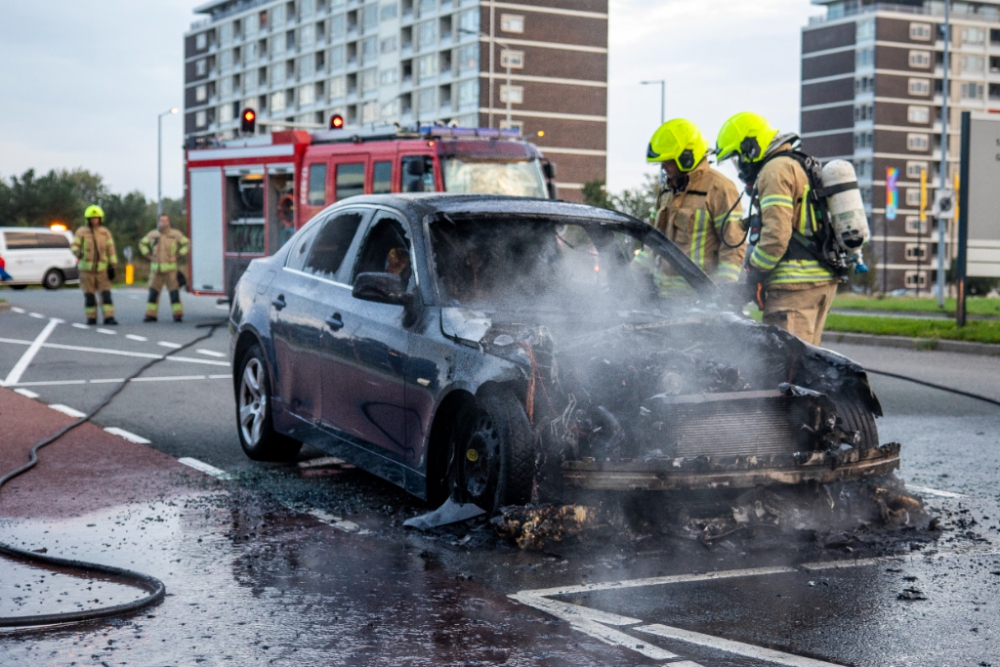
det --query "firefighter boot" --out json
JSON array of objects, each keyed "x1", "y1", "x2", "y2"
[
  {"x1": 169, "y1": 290, "x2": 183, "y2": 322},
  {"x1": 144, "y1": 288, "x2": 159, "y2": 322},
  {"x1": 84, "y1": 293, "x2": 98, "y2": 325},
  {"x1": 101, "y1": 290, "x2": 117, "y2": 325}
]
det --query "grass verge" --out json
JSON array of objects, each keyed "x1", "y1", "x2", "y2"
[
  {"x1": 824, "y1": 313, "x2": 1000, "y2": 345},
  {"x1": 833, "y1": 295, "x2": 1000, "y2": 316}
]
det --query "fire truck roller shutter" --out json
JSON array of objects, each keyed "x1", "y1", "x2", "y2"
[{"x1": 189, "y1": 168, "x2": 225, "y2": 293}]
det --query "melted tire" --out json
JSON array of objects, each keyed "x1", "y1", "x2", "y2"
[{"x1": 832, "y1": 391, "x2": 879, "y2": 450}]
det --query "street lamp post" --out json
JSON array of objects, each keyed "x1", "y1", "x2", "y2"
[
  {"x1": 641, "y1": 80, "x2": 666, "y2": 125},
  {"x1": 936, "y1": 0, "x2": 951, "y2": 307},
  {"x1": 157, "y1": 108, "x2": 179, "y2": 217}
]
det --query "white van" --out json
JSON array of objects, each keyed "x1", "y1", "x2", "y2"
[{"x1": 0, "y1": 227, "x2": 80, "y2": 290}]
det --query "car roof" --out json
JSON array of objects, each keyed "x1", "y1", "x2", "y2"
[
  {"x1": 329, "y1": 194, "x2": 639, "y2": 226},
  {"x1": 0, "y1": 227, "x2": 64, "y2": 233}
]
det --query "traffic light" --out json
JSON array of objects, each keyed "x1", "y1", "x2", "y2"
[
  {"x1": 329, "y1": 114, "x2": 344, "y2": 130},
  {"x1": 240, "y1": 108, "x2": 256, "y2": 134}
]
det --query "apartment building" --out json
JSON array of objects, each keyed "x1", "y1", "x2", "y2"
[
  {"x1": 183, "y1": 0, "x2": 608, "y2": 200},
  {"x1": 801, "y1": 0, "x2": 1000, "y2": 291}
]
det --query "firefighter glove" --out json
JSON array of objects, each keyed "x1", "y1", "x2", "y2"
[{"x1": 107, "y1": 266, "x2": 116, "y2": 282}]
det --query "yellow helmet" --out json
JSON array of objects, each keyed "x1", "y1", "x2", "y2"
[
  {"x1": 715, "y1": 112, "x2": 779, "y2": 164},
  {"x1": 84, "y1": 204, "x2": 105, "y2": 220},
  {"x1": 646, "y1": 118, "x2": 708, "y2": 172}
]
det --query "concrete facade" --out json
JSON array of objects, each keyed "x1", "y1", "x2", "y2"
[{"x1": 183, "y1": 0, "x2": 608, "y2": 200}]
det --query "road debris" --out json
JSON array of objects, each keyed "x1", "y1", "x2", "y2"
[
  {"x1": 493, "y1": 505, "x2": 599, "y2": 551},
  {"x1": 404, "y1": 498, "x2": 486, "y2": 531}
]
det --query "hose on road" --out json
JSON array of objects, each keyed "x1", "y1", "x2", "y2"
[
  {"x1": 0, "y1": 320, "x2": 226, "y2": 630},
  {"x1": 865, "y1": 368, "x2": 1000, "y2": 408}
]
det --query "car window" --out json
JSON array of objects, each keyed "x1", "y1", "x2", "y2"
[
  {"x1": 301, "y1": 211, "x2": 365, "y2": 280},
  {"x1": 335, "y1": 163, "x2": 365, "y2": 201},
  {"x1": 285, "y1": 223, "x2": 320, "y2": 272},
  {"x1": 401, "y1": 156, "x2": 435, "y2": 192},
  {"x1": 351, "y1": 216, "x2": 413, "y2": 288},
  {"x1": 372, "y1": 161, "x2": 392, "y2": 194},
  {"x1": 3, "y1": 232, "x2": 39, "y2": 249}
]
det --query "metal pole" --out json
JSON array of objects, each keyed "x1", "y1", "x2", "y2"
[
  {"x1": 937, "y1": 0, "x2": 950, "y2": 307},
  {"x1": 505, "y1": 58, "x2": 512, "y2": 127},
  {"x1": 956, "y1": 110, "x2": 971, "y2": 327},
  {"x1": 488, "y1": 1, "x2": 495, "y2": 128},
  {"x1": 640, "y1": 80, "x2": 666, "y2": 125},
  {"x1": 157, "y1": 113, "x2": 163, "y2": 217}
]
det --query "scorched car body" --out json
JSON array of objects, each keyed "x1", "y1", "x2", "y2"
[{"x1": 229, "y1": 195, "x2": 899, "y2": 513}]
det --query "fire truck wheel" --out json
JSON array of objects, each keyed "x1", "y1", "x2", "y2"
[{"x1": 236, "y1": 344, "x2": 302, "y2": 462}]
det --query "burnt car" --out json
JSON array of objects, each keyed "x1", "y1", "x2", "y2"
[{"x1": 229, "y1": 194, "x2": 898, "y2": 513}]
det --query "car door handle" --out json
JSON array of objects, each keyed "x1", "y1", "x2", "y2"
[
  {"x1": 325, "y1": 313, "x2": 344, "y2": 331},
  {"x1": 272, "y1": 295, "x2": 287, "y2": 310}
]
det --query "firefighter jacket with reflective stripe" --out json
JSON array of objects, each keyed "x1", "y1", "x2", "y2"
[
  {"x1": 140, "y1": 228, "x2": 189, "y2": 273},
  {"x1": 72, "y1": 225, "x2": 118, "y2": 272},
  {"x1": 748, "y1": 144, "x2": 836, "y2": 287},
  {"x1": 652, "y1": 160, "x2": 746, "y2": 291}
]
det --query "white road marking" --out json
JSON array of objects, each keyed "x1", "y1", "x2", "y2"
[
  {"x1": 72, "y1": 323, "x2": 90, "y2": 329},
  {"x1": 11, "y1": 307, "x2": 26, "y2": 314},
  {"x1": 158, "y1": 341, "x2": 183, "y2": 349},
  {"x1": 304, "y1": 509, "x2": 371, "y2": 535},
  {"x1": 215, "y1": 303, "x2": 230, "y2": 310},
  {"x1": 196, "y1": 349, "x2": 226, "y2": 358},
  {"x1": 0, "y1": 337, "x2": 229, "y2": 367},
  {"x1": 125, "y1": 334, "x2": 148, "y2": 342},
  {"x1": 638, "y1": 624, "x2": 833, "y2": 667},
  {"x1": 95, "y1": 328, "x2": 116, "y2": 335},
  {"x1": 12, "y1": 375, "x2": 230, "y2": 387},
  {"x1": 13, "y1": 388, "x2": 39, "y2": 399},
  {"x1": 104, "y1": 427, "x2": 151, "y2": 444},
  {"x1": 29, "y1": 312, "x2": 44, "y2": 319},
  {"x1": 1, "y1": 318, "x2": 60, "y2": 387},
  {"x1": 177, "y1": 457, "x2": 231, "y2": 480},
  {"x1": 89, "y1": 378, "x2": 126, "y2": 384},
  {"x1": 208, "y1": 374, "x2": 231, "y2": 379},
  {"x1": 48, "y1": 403, "x2": 86, "y2": 418},
  {"x1": 908, "y1": 484, "x2": 964, "y2": 499},
  {"x1": 14, "y1": 379, "x2": 89, "y2": 387}
]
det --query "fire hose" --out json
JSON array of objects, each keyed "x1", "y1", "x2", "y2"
[
  {"x1": 864, "y1": 368, "x2": 1000, "y2": 408},
  {"x1": 0, "y1": 321, "x2": 226, "y2": 629}
]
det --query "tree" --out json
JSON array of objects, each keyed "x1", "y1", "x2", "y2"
[{"x1": 582, "y1": 175, "x2": 661, "y2": 222}]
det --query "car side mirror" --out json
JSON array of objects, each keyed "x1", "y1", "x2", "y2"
[{"x1": 352, "y1": 272, "x2": 412, "y2": 306}]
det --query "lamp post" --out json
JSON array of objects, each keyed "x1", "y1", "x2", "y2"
[
  {"x1": 459, "y1": 28, "x2": 513, "y2": 128},
  {"x1": 641, "y1": 80, "x2": 666, "y2": 125},
  {"x1": 157, "y1": 108, "x2": 179, "y2": 217},
  {"x1": 936, "y1": 0, "x2": 951, "y2": 307}
]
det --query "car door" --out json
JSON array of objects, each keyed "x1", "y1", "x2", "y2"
[
  {"x1": 268, "y1": 209, "x2": 369, "y2": 423},
  {"x1": 320, "y1": 211, "x2": 416, "y2": 462}
]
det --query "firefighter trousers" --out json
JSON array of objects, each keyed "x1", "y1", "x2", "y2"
[
  {"x1": 146, "y1": 271, "x2": 183, "y2": 321},
  {"x1": 762, "y1": 281, "x2": 839, "y2": 346},
  {"x1": 81, "y1": 271, "x2": 114, "y2": 322}
]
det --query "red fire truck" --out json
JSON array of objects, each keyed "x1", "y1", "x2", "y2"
[{"x1": 184, "y1": 125, "x2": 557, "y2": 298}]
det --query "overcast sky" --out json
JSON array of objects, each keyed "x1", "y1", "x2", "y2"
[{"x1": 0, "y1": 0, "x2": 824, "y2": 201}]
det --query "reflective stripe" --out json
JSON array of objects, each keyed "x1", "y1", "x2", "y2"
[
  {"x1": 760, "y1": 194, "x2": 793, "y2": 209},
  {"x1": 750, "y1": 245, "x2": 782, "y2": 271},
  {"x1": 714, "y1": 210, "x2": 742, "y2": 229},
  {"x1": 690, "y1": 210, "x2": 709, "y2": 270},
  {"x1": 657, "y1": 275, "x2": 692, "y2": 296},
  {"x1": 769, "y1": 259, "x2": 835, "y2": 284},
  {"x1": 715, "y1": 263, "x2": 741, "y2": 283}
]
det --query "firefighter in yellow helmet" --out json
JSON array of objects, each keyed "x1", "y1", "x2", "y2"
[
  {"x1": 715, "y1": 112, "x2": 838, "y2": 346},
  {"x1": 641, "y1": 119, "x2": 745, "y2": 294},
  {"x1": 70, "y1": 205, "x2": 118, "y2": 325},
  {"x1": 140, "y1": 214, "x2": 190, "y2": 322}
]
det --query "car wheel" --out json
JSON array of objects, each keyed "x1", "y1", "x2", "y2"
[
  {"x1": 235, "y1": 344, "x2": 302, "y2": 462},
  {"x1": 451, "y1": 386, "x2": 535, "y2": 514},
  {"x1": 42, "y1": 269, "x2": 64, "y2": 290},
  {"x1": 9, "y1": 284, "x2": 27, "y2": 290},
  {"x1": 832, "y1": 391, "x2": 879, "y2": 450}
]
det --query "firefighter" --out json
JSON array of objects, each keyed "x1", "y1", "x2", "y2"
[
  {"x1": 715, "y1": 112, "x2": 838, "y2": 346},
  {"x1": 71, "y1": 205, "x2": 118, "y2": 325},
  {"x1": 140, "y1": 214, "x2": 190, "y2": 322},
  {"x1": 642, "y1": 118, "x2": 745, "y2": 294}
]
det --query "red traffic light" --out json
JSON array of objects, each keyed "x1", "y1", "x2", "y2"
[
  {"x1": 330, "y1": 114, "x2": 344, "y2": 130},
  {"x1": 240, "y1": 108, "x2": 256, "y2": 134}
]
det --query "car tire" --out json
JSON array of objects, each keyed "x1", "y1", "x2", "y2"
[
  {"x1": 235, "y1": 344, "x2": 302, "y2": 462},
  {"x1": 451, "y1": 386, "x2": 535, "y2": 514},
  {"x1": 9, "y1": 284, "x2": 27, "y2": 290},
  {"x1": 832, "y1": 391, "x2": 879, "y2": 450},
  {"x1": 42, "y1": 269, "x2": 64, "y2": 290}
]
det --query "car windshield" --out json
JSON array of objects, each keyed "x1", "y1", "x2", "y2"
[
  {"x1": 441, "y1": 158, "x2": 548, "y2": 198},
  {"x1": 429, "y1": 216, "x2": 697, "y2": 311}
]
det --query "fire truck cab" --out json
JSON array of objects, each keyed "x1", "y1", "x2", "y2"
[{"x1": 184, "y1": 125, "x2": 557, "y2": 298}]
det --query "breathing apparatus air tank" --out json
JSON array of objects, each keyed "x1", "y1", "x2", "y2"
[{"x1": 820, "y1": 160, "x2": 871, "y2": 273}]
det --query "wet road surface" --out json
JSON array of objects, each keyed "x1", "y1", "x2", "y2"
[{"x1": 1, "y1": 288, "x2": 998, "y2": 665}]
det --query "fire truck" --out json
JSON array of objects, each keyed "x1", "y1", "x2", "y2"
[{"x1": 184, "y1": 124, "x2": 557, "y2": 298}]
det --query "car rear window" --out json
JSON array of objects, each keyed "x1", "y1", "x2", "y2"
[{"x1": 3, "y1": 231, "x2": 70, "y2": 249}]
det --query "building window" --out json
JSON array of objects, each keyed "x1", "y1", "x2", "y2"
[
  {"x1": 499, "y1": 119, "x2": 524, "y2": 132},
  {"x1": 906, "y1": 161, "x2": 929, "y2": 179},
  {"x1": 857, "y1": 18, "x2": 875, "y2": 41},
  {"x1": 380, "y1": 98, "x2": 399, "y2": 118},
  {"x1": 458, "y1": 43, "x2": 478, "y2": 71},
  {"x1": 271, "y1": 90, "x2": 286, "y2": 111},
  {"x1": 905, "y1": 216, "x2": 928, "y2": 234},
  {"x1": 910, "y1": 23, "x2": 932, "y2": 41},
  {"x1": 330, "y1": 14, "x2": 345, "y2": 40},
  {"x1": 299, "y1": 83, "x2": 315, "y2": 105},
  {"x1": 854, "y1": 131, "x2": 873, "y2": 149},
  {"x1": 458, "y1": 79, "x2": 478, "y2": 108},
  {"x1": 905, "y1": 189, "x2": 921, "y2": 206},
  {"x1": 381, "y1": 3, "x2": 398, "y2": 21},
  {"x1": 861, "y1": 187, "x2": 872, "y2": 205},
  {"x1": 499, "y1": 85, "x2": 523, "y2": 104},
  {"x1": 856, "y1": 47, "x2": 874, "y2": 68},
  {"x1": 855, "y1": 75, "x2": 875, "y2": 94},
  {"x1": 459, "y1": 8, "x2": 479, "y2": 33},
  {"x1": 195, "y1": 110, "x2": 207, "y2": 127},
  {"x1": 907, "y1": 106, "x2": 930, "y2": 123},
  {"x1": 417, "y1": 53, "x2": 436, "y2": 81},
  {"x1": 854, "y1": 158, "x2": 873, "y2": 178},
  {"x1": 330, "y1": 45, "x2": 344, "y2": 70},
  {"x1": 905, "y1": 244, "x2": 928, "y2": 261},
  {"x1": 329, "y1": 75, "x2": 346, "y2": 98},
  {"x1": 500, "y1": 13, "x2": 524, "y2": 33},
  {"x1": 908, "y1": 78, "x2": 930, "y2": 96},
  {"x1": 909, "y1": 50, "x2": 931, "y2": 68},
  {"x1": 361, "y1": 67, "x2": 377, "y2": 93},
  {"x1": 417, "y1": 87, "x2": 436, "y2": 114},
  {"x1": 962, "y1": 27, "x2": 986, "y2": 45},
  {"x1": 500, "y1": 50, "x2": 524, "y2": 69},
  {"x1": 905, "y1": 270, "x2": 928, "y2": 287},
  {"x1": 961, "y1": 82, "x2": 984, "y2": 99},
  {"x1": 854, "y1": 104, "x2": 874, "y2": 121},
  {"x1": 196, "y1": 32, "x2": 208, "y2": 50},
  {"x1": 195, "y1": 85, "x2": 207, "y2": 102},
  {"x1": 196, "y1": 59, "x2": 207, "y2": 76},
  {"x1": 906, "y1": 133, "x2": 929, "y2": 151},
  {"x1": 961, "y1": 55, "x2": 985, "y2": 73},
  {"x1": 380, "y1": 68, "x2": 398, "y2": 85},
  {"x1": 417, "y1": 19, "x2": 436, "y2": 50}
]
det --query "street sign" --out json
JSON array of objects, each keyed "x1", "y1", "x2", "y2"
[
  {"x1": 123, "y1": 246, "x2": 134, "y2": 262},
  {"x1": 931, "y1": 189, "x2": 955, "y2": 220}
]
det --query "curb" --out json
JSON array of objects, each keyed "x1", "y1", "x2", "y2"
[
  {"x1": 821, "y1": 331, "x2": 1000, "y2": 357},
  {"x1": 0, "y1": 301, "x2": 9, "y2": 311}
]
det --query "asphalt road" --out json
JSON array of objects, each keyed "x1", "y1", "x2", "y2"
[{"x1": 1, "y1": 286, "x2": 998, "y2": 666}]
